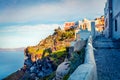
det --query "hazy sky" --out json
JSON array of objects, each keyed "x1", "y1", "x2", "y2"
[{"x1": 0, "y1": 0, "x2": 106, "y2": 48}]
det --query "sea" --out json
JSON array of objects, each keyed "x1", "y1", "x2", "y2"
[{"x1": 0, "y1": 51, "x2": 24, "y2": 79}]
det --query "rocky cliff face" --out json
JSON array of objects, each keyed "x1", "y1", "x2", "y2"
[{"x1": 21, "y1": 48, "x2": 57, "y2": 79}]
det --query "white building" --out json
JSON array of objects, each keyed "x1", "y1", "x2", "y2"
[
  {"x1": 104, "y1": 0, "x2": 120, "y2": 39},
  {"x1": 112, "y1": 0, "x2": 120, "y2": 39},
  {"x1": 75, "y1": 19, "x2": 96, "y2": 40},
  {"x1": 75, "y1": 19, "x2": 95, "y2": 31}
]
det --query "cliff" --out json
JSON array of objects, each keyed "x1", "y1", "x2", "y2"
[{"x1": 4, "y1": 27, "x2": 76, "y2": 80}]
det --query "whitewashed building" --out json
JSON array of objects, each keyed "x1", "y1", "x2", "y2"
[
  {"x1": 75, "y1": 19, "x2": 91, "y2": 31},
  {"x1": 112, "y1": 0, "x2": 120, "y2": 39},
  {"x1": 104, "y1": 0, "x2": 120, "y2": 39},
  {"x1": 75, "y1": 19, "x2": 96, "y2": 40}
]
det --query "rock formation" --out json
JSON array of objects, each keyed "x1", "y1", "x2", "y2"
[
  {"x1": 54, "y1": 58, "x2": 70, "y2": 80},
  {"x1": 21, "y1": 48, "x2": 56, "y2": 79}
]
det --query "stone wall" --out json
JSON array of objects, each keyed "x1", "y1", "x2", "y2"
[
  {"x1": 68, "y1": 36, "x2": 97, "y2": 80},
  {"x1": 76, "y1": 30, "x2": 91, "y2": 41}
]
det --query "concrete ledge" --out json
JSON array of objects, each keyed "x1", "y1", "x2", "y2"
[
  {"x1": 68, "y1": 64, "x2": 96, "y2": 80},
  {"x1": 68, "y1": 36, "x2": 97, "y2": 80}
]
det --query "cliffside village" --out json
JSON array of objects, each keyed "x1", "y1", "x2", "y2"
[
  {"x1": 4, "y1": 0, "x2": 120, "y2": 80},
  {"x1": 64, "y1": 16, "x2": 104, "y2": 33}
]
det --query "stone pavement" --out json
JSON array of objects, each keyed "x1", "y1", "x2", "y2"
[{"x1": 93, "y1": 36, "x2": 120, "y2": 80}]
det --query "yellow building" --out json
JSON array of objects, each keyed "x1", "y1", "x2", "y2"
[{"x1": 95, "y1": 16, "x2": 105, "y2": 32}]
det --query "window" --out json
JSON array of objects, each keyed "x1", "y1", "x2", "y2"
[{"x1": 115, "y1": 19, "x2": 117, "y2": 32}]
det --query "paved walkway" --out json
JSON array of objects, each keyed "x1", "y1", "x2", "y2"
[{"x1": 93, "y1": 36, "x2": 120, "y2": 80}]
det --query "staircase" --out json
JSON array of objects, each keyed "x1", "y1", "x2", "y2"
[{"x1": 93, "y1": 36, "x2": 120, "y2": 80}]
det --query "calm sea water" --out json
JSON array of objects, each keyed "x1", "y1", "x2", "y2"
[{"x1": 0, "y1": 51, "x2": 24, "y2": 79}]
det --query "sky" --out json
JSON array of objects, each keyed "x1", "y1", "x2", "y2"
[{"x1": 0, "y1": 0, "x2": 106, "y2": 48}]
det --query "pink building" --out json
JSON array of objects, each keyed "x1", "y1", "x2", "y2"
[{"x1": 64, "y1": 22, "x2": 75, "y2": 30}]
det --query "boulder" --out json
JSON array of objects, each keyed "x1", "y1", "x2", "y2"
[
  {"x1": 55, "y1": 58, "x2": 70, "y2": 80},
  {"x1": 74, "y1": 40, "x2": 86, "y2": 52}
]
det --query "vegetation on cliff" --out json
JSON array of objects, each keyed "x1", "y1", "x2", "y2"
[{"x1": 27, "y1": 27, "x2": 75, "y2": 60}]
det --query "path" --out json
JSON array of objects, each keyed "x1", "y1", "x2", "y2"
[{"x1": 93, "y1": 36, "x2": 120, "y2": 80}]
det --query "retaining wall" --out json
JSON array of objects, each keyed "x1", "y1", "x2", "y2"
[{"x1": 68, "y1": 36, "x2": 97, "y2": 80}]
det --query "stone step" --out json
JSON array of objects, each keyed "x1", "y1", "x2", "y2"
[{"x1": 93, "y1": 36, "x2": 120, "y2": 80}]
